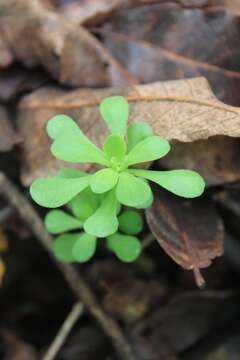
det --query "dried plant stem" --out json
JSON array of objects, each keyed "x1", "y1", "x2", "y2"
[
  {"x1": 43, "y1": 302, "x2": 84, "y2": 360},
  {"x1": 0, "y1": 173, "x2": 137, "y2": 360},
  {"x1": 142, "y1": 232, "x2": 155, "y2": 249}
]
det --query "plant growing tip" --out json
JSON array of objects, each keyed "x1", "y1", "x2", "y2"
[{"x1": 30, "y1": 95, "x2": 205, "y2": 264}]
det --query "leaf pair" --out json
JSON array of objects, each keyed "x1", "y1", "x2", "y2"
[
  {"x1": 107, "y1": 233, "x2": 142, "y2": 263},
  {"x1": 129, "y1": 169, "x2": 205, "y2": 198},
  {"x1": 30, "y1": 175, "x2": 91, "y2": 208},
  {"x1": 53, "y1": 232, "x2": 97, "y2": 263},
  {"x1": 48, "y1": 114, "x2": 108, "y2": 165}
]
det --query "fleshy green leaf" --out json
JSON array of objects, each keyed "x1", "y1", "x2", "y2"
[
  {"x1": 84, "y1": 190, "x2": 118, "y2": 237},
  {"x1": 116, "y1": 172, "x2": 152, "y2": 207},
  {"x1": 51, "y1": 133, "x2": 108, "y2": 165},
  {"x1": 70, "y1": 188, "x2": 100, "y2": 221},
  {"x1": 135, "y1": 189, "x2": 153, "y2": 209},
  {"x1": 125, "y1": 135, "x2": 170, "y2": 166},
  {"x1": 99, "y1": 96, "x2": 128, "y2": 136},
  {"x1": 107, "y1": 233, "x2": 141, "y2": 262},
  {"x1": 129, "y1": 169, "x2": 205, "y2": 198},
  {"x1": 118, "y1": 210, "x2": 143, "y2": 235},
  {"x1": 127, "y1": 122, "x2": 153, "y2": 151},
  {"x1": 72, "y1": 233, "x2": 97, "y2": 263},
  {"x1": 45, "y1": 210, "x2": 82, "y2": 234},
  {"x1": 47, "y1": 114, "x2": 80, "y2": 139},
  {"x1": 53, "y1": 233, "x2": 79, "y2": 263},
  {"x1": 57, "y1": 168, "x2": 86, "y2": 178},
  {"x1": 30, "y1": 175, "x2": 90, "y2": 208},
  {"x1": 90, "y1": 169, "x2": 118, "y2": 194},
  {"x1": 103, "y1": 134, "x2": 126, "y2": 162}
]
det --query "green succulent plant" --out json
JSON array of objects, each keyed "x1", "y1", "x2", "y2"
[
  {"x1": 45, "y1": 188, "x2": 143, "y2": 263},
  {"x1": 30, "y1": 96, "x2": 205, "y2": 263}
]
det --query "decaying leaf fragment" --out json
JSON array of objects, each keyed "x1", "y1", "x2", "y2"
[
  {"x1": 146, "y1": 186, "x2": 224, "y2": 287},
  {"x1": 0, "y1": 0, "x2": 133, "y2": 87},
  {"x1": 17, "y1": 76, "x2": 240, "y2": 185}
]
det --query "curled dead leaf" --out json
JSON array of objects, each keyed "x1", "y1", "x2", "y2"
[
  {"x1": 17, "y1": 77, "x2": 240, "y2": 185},
  {"x1": 146, "y1": 186, "x2": 224, "y2": 287}
]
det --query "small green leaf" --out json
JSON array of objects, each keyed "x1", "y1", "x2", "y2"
[
  {"x1": 30, "y1": 175, "x2": 90, "y2": 208},
  {"x1": 45, "y1": 210, "x2": 82, "y2": 234},
  {"x1": 47, "y1": 114, "x2": 80, "y2": 139},
  {"x1": 70, "y1": 188, "x2": 100, "y2": 221},
  {"x1": 135, "y1": 191, "x2": 153, "y2": 209},
  {"x1": 53, "y1": 233, "x2": 79, "y2": 263},
  {"x1": 103, "y1": 134, "x2": 126, "y2": 162},
  {"x1": 72, "y1": 233, "x2": 97, "y2": 263},
  {"x1": 84, "y1": 190, "x2": 118, "y2": 237},
  {"x1": 57, "y1": 168, "x2": 86, "y2": 178},
  {"x1": 107, "y1": 233, "x2": 141, "y2": 262},
  {"x1": 90, "y1": 169, "x2": 118, "y2": 194},
  {"x1": 100, "y1": 96, "x2": 128, "y2": 136},
  {"x1": 130, "y1": 169, "x2": 205, "y2": 198},
  {"x1": 118, "y1": 210, "x2": 144, "y2": 235},
  {"x1": 125, "y1": 135, "x2": 170, "y2": 166},
  {"x1": 127, "y1": 122, "x2": 153, "y2": 151},
  {"x1": 51, "y1": 133, "x2": 108, "y2": 165},
  {"x1": 116, "y1": 172, "x2": 152, "y2": 207}
]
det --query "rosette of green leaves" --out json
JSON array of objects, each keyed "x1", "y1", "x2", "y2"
[
  {"x1": 30, "y1": 96, "x2": 205, "y2": 240},
  {"x1": 45, "y1": 185, "x2": 144, "y2": 263}
]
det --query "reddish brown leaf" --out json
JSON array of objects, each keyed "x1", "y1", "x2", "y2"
[
  {"x1": 146, "y1": 186, "x2": 224, "y2": 287},
  {"x1": 17, "y1": 77, "x2": 240, "y2": 185},
  {"x1": 0, "y1": 106, "x2": 19, "y2": 151},
  {"x1": 102, "y1": 3, "x2": 240, "y2": 105}
]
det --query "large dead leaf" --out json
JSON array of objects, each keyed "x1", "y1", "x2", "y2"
[
  {"x1": 0, "y1": 0, "x2": 135, "y2": 87},
  {"x1": 17, "y1": 76, "x2": 240, "y2": 185},
  {"x1": 0, "y1": 106, "x2": 19, "y2": 151},
  {"x1": 146, "y1": 186, "x2": 224, "y2": 287},
  {"x1": 101, "y1": 3, "x2": 240, "y2": 105}
]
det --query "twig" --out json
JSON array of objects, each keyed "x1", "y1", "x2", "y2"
[
  {"x1": 142, "y1": 232, "x2": 155, "y2": 249},
  {"x1": 0, "y1": 173, "x2": 137, "y2": 360},
  {"x1": 43, "y1": 302, "x2": 84, "y2": 360}
]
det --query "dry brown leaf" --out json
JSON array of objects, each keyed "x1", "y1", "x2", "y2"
[
  {"x1": 0, "y1": 0, "x2": 135, "y2": 87},
  {"x1": 17, "y1": 76, "x2": 240, "y2": 185},
  {"x1": 0, "y1": 106, "x2": 19, "y2": 152},
  {"x1": 208, "y1": 0, "x2": 240, "y2": 14},
  {"x1": 146, "y1": 186, "x2": 224, "y2": 287},
  {"x1": 56, "y1": 0, "x2": 207, "y2": 26},
  {"x1": 0, "y1": 34, "x2": 13, "y2": 68},
  {"x1": 102, "y1": 3, "x2": 240, "y2": 105}
]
